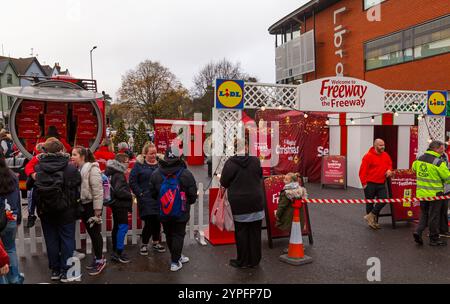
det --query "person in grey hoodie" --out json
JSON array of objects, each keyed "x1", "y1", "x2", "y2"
[{"x1": 71, "y1": 146, "x2": 106, "y2": 276}]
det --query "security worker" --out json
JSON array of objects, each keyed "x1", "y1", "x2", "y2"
[{"x1": 412, "y1": 140, "x2": 450, "y2": 246}]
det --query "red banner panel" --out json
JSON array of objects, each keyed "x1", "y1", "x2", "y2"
[
  {"x1": 16, "y1": 113, "x2": 40, "y2": 126},
  {"x1": 46, "y1": 102, "x2": 68, "y2": 115},
  {"x1": 76, "y1": 128, "x2": 97, "y2": 139},
  {"x1": 77, "y1": 115, "x2": 98, "y2": 128},
  {"x1": 409, "y1": 126, "x2": 418, "y2": 168},
  {"x1": 321, "y1": 155, "x2": 346, "y2": 186},
  {"x1": 255, "y1": 110, "x2": 329, "y2": 182},
  {"x1": 72, "y1": 103, "x2": 94, "y2": 116},
  {"x1": 44, "y1": 114, "x2": 67, "y2": 125},
  {"x1": 18, "y1": 126, "x2": 41, "y2": 138},
  {"x1": 263, "y1": 175, "x2": 311, "y2": 238},
  {"x1": 390, "y1": 169, "x2": 420, "y2": 221},
  {"x1": 21, "y1": 100, "x2": 45, "y2": 114},
  {"x1": 154, "y1": 123, "x2": 179, "y2": 155}
]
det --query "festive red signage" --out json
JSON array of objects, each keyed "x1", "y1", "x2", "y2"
[
  {"x1": 263, "y1": 175, "x2": 310, "y2": 239},
  {"x1": 154, "y1": 123, "x2": 178, "y2": 155},
  {"x1": 254, "y1": 109, "x2": 328, "y2": 182},
  {"x1": 247, "y1": 126, "x2": 272, "y2": 176},
  {"x1": 321, "y1": 155, "x2": 346, "y2": 187},
  {"x1": 409, "y1": 126, "x2": 418, "y2": 168},
  {"x1": 390, "y1": 170, "x2": 420, "y2": 221}
]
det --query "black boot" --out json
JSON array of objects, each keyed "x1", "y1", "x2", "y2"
[
  {"x1": 26, "y1": 215, "x2": 37, "y2": 228},
  {"x1": 413, "y1": 233, "x2": 423, "y2": 245}
]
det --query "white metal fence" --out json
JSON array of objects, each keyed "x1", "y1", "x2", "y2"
[{"x1": 16, "y1": 183, "x2": 208, "y2": 258}]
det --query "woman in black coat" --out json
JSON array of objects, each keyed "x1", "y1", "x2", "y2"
[
  {"x1": 129, "y1": 143, "x2": 165, "y2": 255},
  {"x1": 220, "y1": 139, "x2": 265, "y2": 269}
]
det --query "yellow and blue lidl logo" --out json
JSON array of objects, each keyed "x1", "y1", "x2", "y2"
[
  {"x1": 216, "y1": 79, "x2": 244, "y2": 109},
  {"x1": 427, "y1": 90, "x2": 447, "y2": 116}
]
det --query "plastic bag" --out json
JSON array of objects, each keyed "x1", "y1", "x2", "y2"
[
  {"x1": 211, "y1": 188, "x2": 225, "y2": 231},
  {"x1": 211, "y1": 188, "x2": 235, "y2": 232},
  {"x1": 223, "y1": 191, "x2": 235, "y2": 232}
]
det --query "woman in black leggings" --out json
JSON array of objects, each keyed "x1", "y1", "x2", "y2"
[
  {"x1": 129, "y1": 143, "x2": 165, "y2": 255},
  {"x1": 71, "y1": 146, "x2": 106, "y2": 276}
]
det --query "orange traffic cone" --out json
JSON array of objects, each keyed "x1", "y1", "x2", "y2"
[{"x1": 279, "y1": 199, "x2": 313, "y2": 266}]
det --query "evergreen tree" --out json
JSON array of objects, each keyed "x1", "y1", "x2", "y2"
[
  {"x1": 113, "y1": 120, "x2": 129, "y2": 152},
  {"x1": 134, "y1": 121, "x2": 149, "y2": 155}
]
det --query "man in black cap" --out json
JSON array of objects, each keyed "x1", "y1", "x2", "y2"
[{"x1": 149, "y1": 145, "x2": 197, "y2": 272}]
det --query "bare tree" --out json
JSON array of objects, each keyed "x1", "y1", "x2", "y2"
[
  {"x1": 118, "y1": 60, "x2": 183, "y2": 126},
  {"x1": 192, "y1": 58, "x2": 257, "y2": 98}
]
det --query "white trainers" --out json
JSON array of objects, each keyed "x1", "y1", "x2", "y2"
[
  {"x1": 170, "y1": 261, "x2": 183, "y2": 272},
  {"x1": 179, "y1": 255, "x2": 189, "y2": 264},
  {"x1": 140, "y1": 245, "x2": 149, "y2": 256},
  {"x1": 73, "y1": 251, "x2": 86, "y2": 260}
]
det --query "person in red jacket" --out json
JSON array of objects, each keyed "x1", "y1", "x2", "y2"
[
  {"x1": 0, "y1": 239, "x2": 9, "y2": 276},
  {"x1": 359, "y1": 138, "x2": 393, "y2": 229},
  {"x1": 38, "y1": 126, "x2": 72, "y2": 154},
  {"x1": 94, "y1": 139, "x2": 116, "y2": 171}
]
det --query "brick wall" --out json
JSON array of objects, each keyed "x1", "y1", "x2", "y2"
[{"x1": 301, "y1": 0, "x2": 450, "y2": 91}]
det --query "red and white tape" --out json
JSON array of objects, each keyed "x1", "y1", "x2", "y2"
[{"x1": 301, "y1": 195, "x2": 450, "y2": 205}]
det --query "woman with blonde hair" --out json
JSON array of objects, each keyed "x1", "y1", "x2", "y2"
[{"x1": 129, "y1": 143, "x2": 165, "y2": 255}]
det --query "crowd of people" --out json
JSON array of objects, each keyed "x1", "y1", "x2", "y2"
[
  {"x1": 2, "y1": 126, "x2": 448, "y2": 284},
  {"x1": 0, "y1": 123, "x2": 202, "y2": 283},
  {"x1": 0, "y1": 128, "x2": 310, "y2": 283}
]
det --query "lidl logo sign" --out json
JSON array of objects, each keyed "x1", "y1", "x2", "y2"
[
  {"x1": 427, "y1": 90, "x2": 447, "y2": 116},
  {"x1": 215, "y1": 79, "x2": 244, "y2": 109}
]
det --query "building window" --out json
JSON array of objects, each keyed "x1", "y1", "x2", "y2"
[
  {"x1": 365, "y1": 15, "x2": 450, "y2": 71},
  {"x1": 6, "y1": 74, "x2": 12, "y2": 84},
  {"x1": 363, "y1": 0, "x2": 386, "y2": 10}
]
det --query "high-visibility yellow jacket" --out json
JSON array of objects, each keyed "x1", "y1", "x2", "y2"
[{"x1": 412, "y1": 150, "x2": 450, "y2": 198}]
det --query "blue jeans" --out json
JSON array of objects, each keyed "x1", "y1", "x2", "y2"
[
  {"x1": 27, "y1": 188, "x2": 36, "y2": 216},
  {"x1": 0, "y1": 221, "x2": 23, "y2": 284},
  {"x1": 41, "y1": 221, "x2": 76, "y2": 272}
]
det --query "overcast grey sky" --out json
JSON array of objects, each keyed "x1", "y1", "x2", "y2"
[{"x1": 1, "y1": 0, "x2": 308, "y2": 99}]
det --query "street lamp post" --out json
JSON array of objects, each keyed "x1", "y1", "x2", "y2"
[{"x1": 90, "y1": 46, "x2": 97, "y2": 80}]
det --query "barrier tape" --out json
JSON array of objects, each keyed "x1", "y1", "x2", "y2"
[{"x1": 301, "y1": 195, "x2": 450, "y2": 205}]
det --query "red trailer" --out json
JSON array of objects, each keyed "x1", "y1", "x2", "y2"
[{"x1": 154, "y1": 119, "x2": 206, "y2": 166}]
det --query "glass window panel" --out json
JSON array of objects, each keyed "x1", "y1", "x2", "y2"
[
  {"x1": 414, "y1": 37, "x2": 450, "y2": 59},
  {"x1": 365, "y1": 15, "x2": 450, "y2": 71},
  {"x1": 404, "y1": 48, "x2": 413, "y2": 62},
  {"x1": 364, "y1": 0, "x2": 386, "y2": 10},
  {"x1": 366, "y1": 50, "x2": 404, "y2": 70}
]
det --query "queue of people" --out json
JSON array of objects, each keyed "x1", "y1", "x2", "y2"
[{"x1": 0, "y1": 134, "x2": 200, "y2": 283}]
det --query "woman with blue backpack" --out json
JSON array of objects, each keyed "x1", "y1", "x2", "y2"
[
  {"x1": 71, "y1": 146, "x2": 106, "y2": 276},
  {"x1": 129, "y1": 143, "x2": 165, "y2": 256},
  {"x1": 149, "y1": 146, "x2": 198, "y2": 272}
]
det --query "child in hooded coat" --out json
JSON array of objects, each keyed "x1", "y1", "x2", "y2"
[{"x1": 275, "y1": 173, "x2": 308, "y2": 232}]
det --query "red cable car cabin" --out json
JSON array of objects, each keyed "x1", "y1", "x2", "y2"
[{"x1": 0, "y1": 78, "x2": 106, "y2": 192}]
